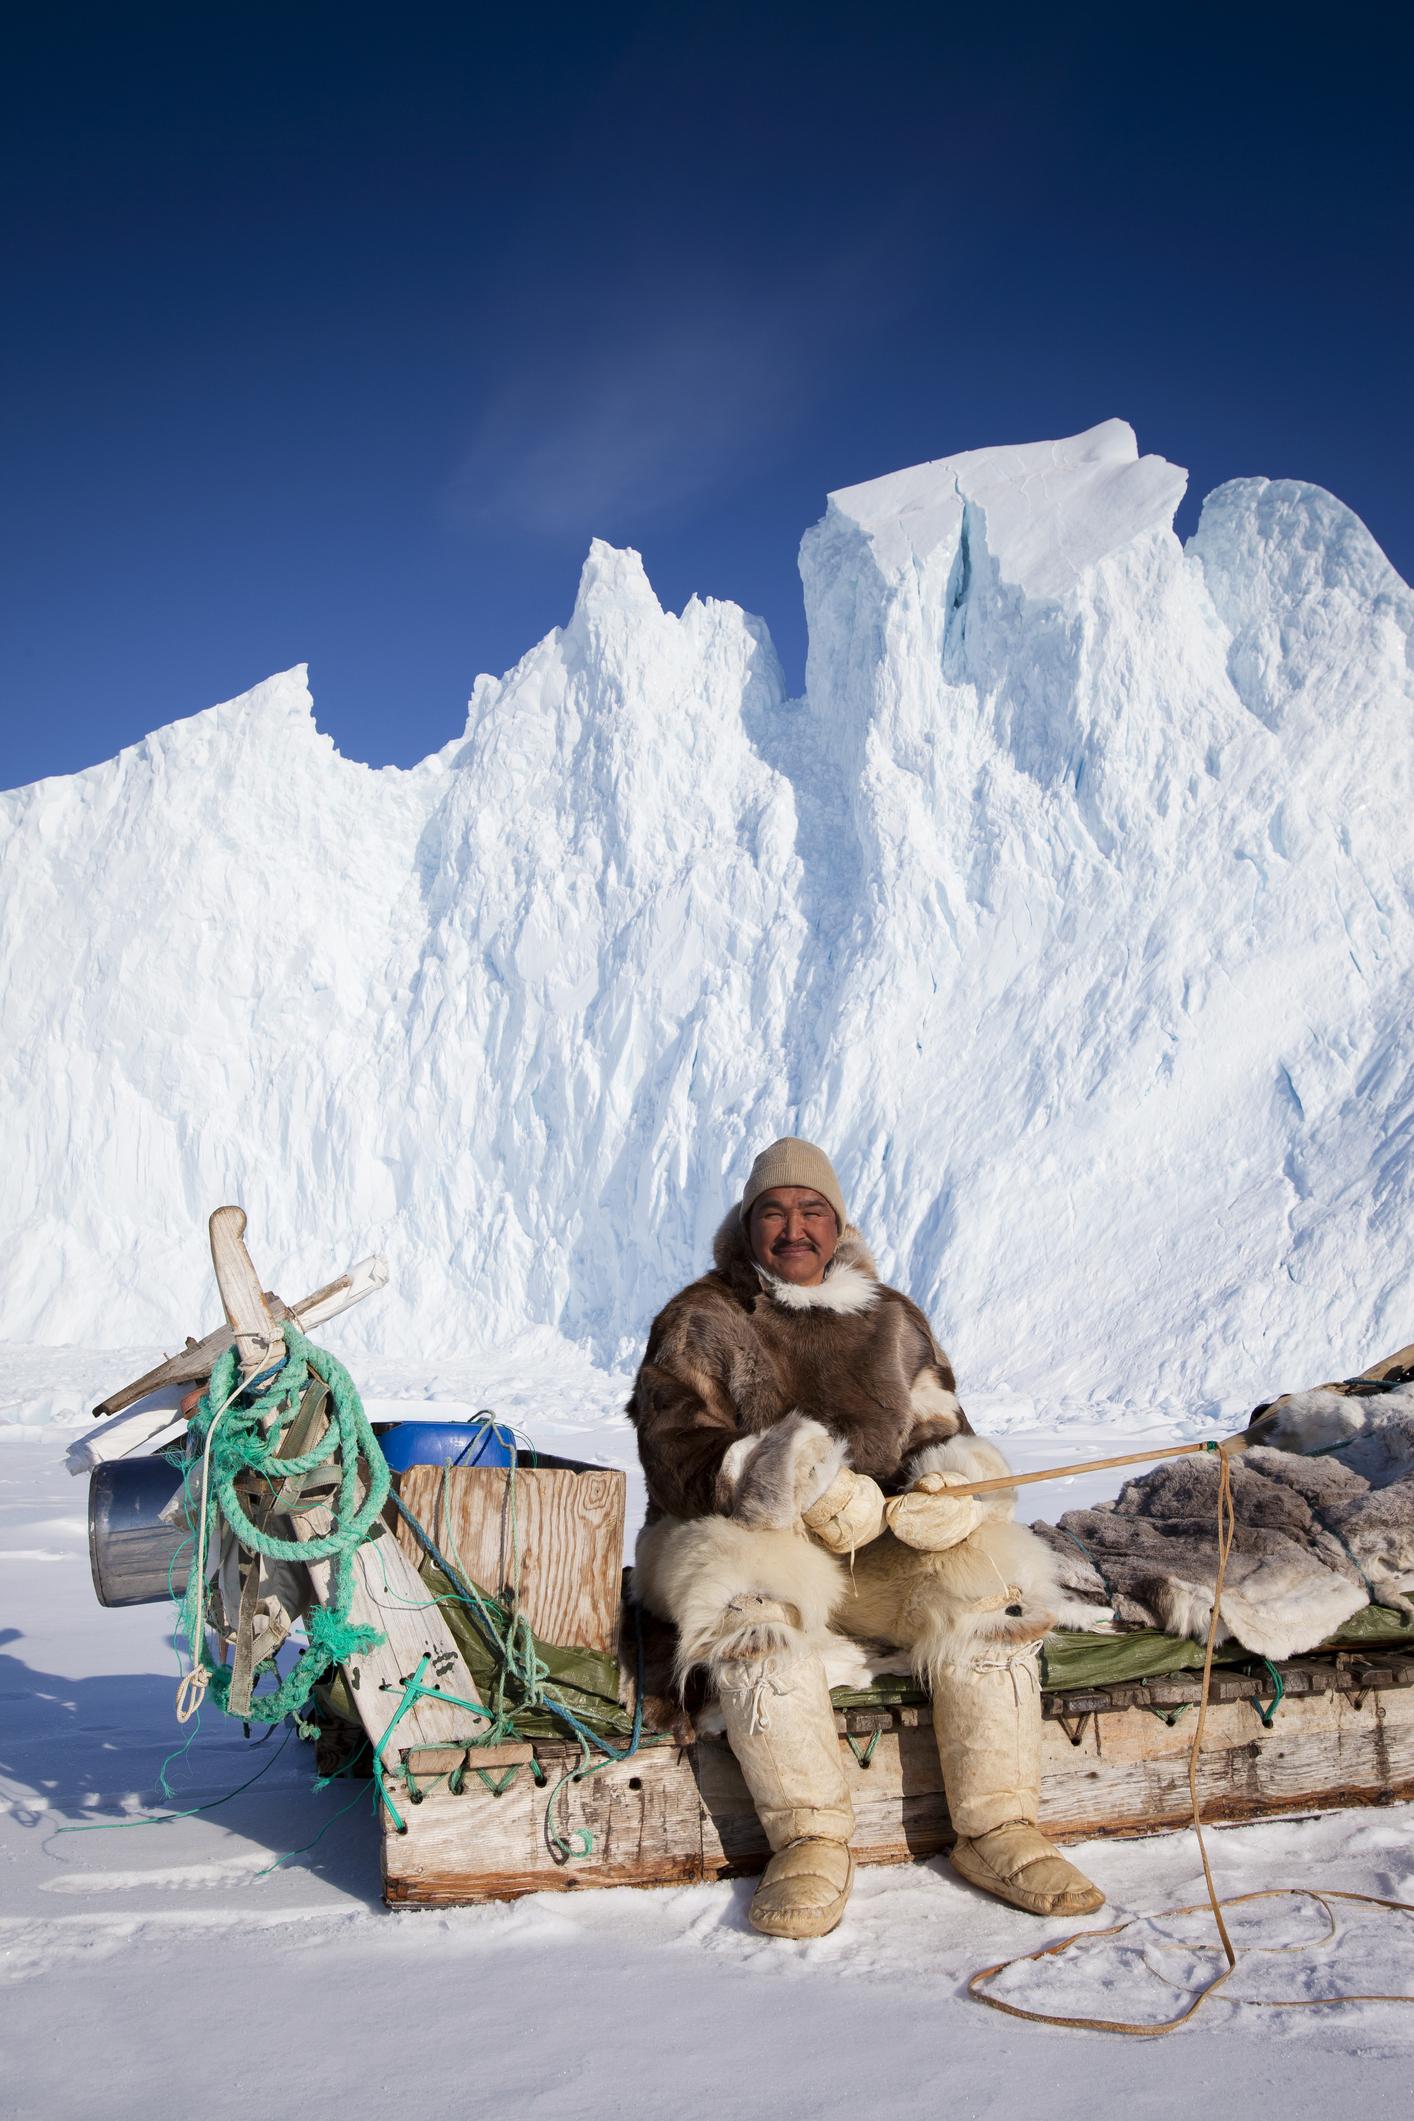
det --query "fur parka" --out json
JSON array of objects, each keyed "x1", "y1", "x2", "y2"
[{"x1": 628, "y1": 1212, "x2": 972, "y2": 1521}]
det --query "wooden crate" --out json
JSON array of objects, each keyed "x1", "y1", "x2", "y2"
[
  {"x1": 381, "y1": 1651, "x2": 1414, "y2": 1906},
  {"x1": 391, "y1": 1460, "x2": 626, "y2": 1656}
]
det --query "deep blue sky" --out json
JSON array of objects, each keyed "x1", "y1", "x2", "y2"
[{"x1": 3, "y1": 3, "x2": 1410, "y2": 788}]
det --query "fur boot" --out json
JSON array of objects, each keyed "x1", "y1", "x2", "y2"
[
  {"x1": 931, "y1": 1646, "x2": 1103, "y2": 1917},
  {"x1": 633, "y1": 1514, "x2": 854, "y2": 1938},
  {"x1": 744, "y1": 1833, "x2": 855, "y2": 1941},
  {"x1": 715, "y1": 1620, "x2": 855, "y2": 1938},
  {"x1": 829, "y1": 1436, "x2": 1106, "y2": 1919}
]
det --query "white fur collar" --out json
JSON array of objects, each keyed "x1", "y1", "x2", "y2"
[{"x1": 757, "y1": 1260, "x2": 880, "y2": 1315}]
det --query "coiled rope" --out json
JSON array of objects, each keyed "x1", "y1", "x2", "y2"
[{"x1": 174, "y1": 1323, "x2": 389, "y2": 1728}]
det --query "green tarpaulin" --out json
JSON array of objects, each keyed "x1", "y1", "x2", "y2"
[
  {"x1": 831, "y1": 1604, "x2": 1414, "y2": 1711},
  {"x1": 425, "y1": 1560, "x2": 637, "y2": 1741}
]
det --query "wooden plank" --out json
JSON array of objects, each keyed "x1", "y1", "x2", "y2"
[
  {"x1": 383, "y1": 1741, "x2": 705, "y2": 1903},
  {"x1": 295, "y1": 1510, "x2": 488, "y2": 1755},
  {"x1": 227, "y1": 1546, "x2": 266, "y2": 1719},
  {"x1": 382, "y1": 1680, "x2": 1414, "y2": 1905},
  {"x1": 92, "y1": 1253, "x2": 390, "y2": 1417},
  {"x1": 227, "y1": 1380, "x2": 332, "y2": 1716},
  {"x1": 393, "y1": 1464, "x2": 625, "y2": 1655},
  {"x1": 403, "y1": 1743, "x2": 536, "y2": 1776},
  {"x1": 1356, "y1": 1341, "x2": 1414, "y2": 1384},
  {"x1": 68, "y1": 1401, "x2": 188, "y2": 1474},
  {"x1": 209, "y1": 1207, "x2": 286, "y2": 1379},
  {"x1": 268, "y1": 1377, "x2": 337, "y2": 1515},
  {"x1": 1038, "y1": 1687, "x2": 1414, "y2": 1837}
]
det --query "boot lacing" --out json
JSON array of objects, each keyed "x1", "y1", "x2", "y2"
[
  {"x1": 745, "y1": 1656, "x2": 789, "y2": 1733},
  {"x1": 935, "y1": 1639, "x2": 1039, "y2": 1709}
]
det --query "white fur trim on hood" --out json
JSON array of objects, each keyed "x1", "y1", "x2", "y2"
[{"x1": 757, "y1": 1259, "x2": 880, "y2": 1316}]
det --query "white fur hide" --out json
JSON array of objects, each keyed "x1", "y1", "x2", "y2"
[
  {"x1": 757, "y1": 1259, "x2": 880, "y2": 1315},
  {"x1": 633, "y1": 1513, "x2": 846, "y2": 1688}
]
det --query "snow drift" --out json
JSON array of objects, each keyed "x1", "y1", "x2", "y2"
[{"x1": 3, "y1": 418, "x2": 1412, "y2": 1405}]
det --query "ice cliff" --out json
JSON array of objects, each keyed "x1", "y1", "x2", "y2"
[{"x1": 4, "y1": 418, "x2": 1413, "y2": 1406}]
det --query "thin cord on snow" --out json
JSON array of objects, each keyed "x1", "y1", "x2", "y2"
[{"x1": 968, "y1": 1443, "x2": 1414, "y2": 2033}]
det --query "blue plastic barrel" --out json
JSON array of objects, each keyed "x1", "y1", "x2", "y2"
[{"x1": 377, "y1": 1418, "x2": 517, "y2": 1472}]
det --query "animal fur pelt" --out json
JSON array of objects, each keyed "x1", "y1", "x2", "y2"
[
  {"x1": 634, "y1": 1512, "x2": 846, "y2": 1690},
  {"x1": 637, "y1": 1434, "x2": 1107, "y2": 1707},
  {"x1": 1030, "y1": 1389, "x2": 1414, "y2": 1661}
]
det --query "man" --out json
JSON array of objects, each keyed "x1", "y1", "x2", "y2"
[{"x1": 629, "y1": 1136, "x2": 1104, "y2": 1940}]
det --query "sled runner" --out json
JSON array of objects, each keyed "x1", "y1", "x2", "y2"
[{"x1": 83, "y1": 1207, "x2": 1414, "y2": 1907}]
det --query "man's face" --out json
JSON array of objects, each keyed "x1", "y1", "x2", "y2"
[{"x1": 747, "y1": 1186, "x2": 840, "y2": 1286}]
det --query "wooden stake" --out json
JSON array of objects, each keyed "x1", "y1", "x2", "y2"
[{"x1": 209, "y1": 1207, "x2": 286, "y2": 1380}]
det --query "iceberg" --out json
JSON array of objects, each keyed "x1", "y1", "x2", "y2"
[{"x1": 2, "y1": 420, "x2": 1411, "y2": 1410}]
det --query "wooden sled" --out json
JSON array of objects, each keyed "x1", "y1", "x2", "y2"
[
  {"x1": 383, "y1": 1666, "x2": 1414, "y2": 1906},
  {"x1": 374, "y1": 1457, "x2": 1414, "y2": 1906}
]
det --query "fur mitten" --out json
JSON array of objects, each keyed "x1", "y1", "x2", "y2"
[
  {"x1": 886, "y1": 1477, "x2": 984, "y2": 1551},
  {"x1": 717, "y1": 1413, "x2": 847, "y2": 1530},
  {"x1": 886, "y1": 1436, "x2": 1017, "y2": 1551},
  {"x1": 802, "y1": 1467, "x2": 886, "y2": 1554}
]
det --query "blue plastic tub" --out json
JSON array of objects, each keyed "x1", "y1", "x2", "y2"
[{"x1": 377, "y1": 1418, "x2": 517, "y2": 1472}]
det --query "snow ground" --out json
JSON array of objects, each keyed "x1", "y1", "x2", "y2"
[{"x1": 4, "y1": 1351, "x2": 1413, "y2": 2118}]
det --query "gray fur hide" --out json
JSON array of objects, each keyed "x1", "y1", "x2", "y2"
[{"x1": 1030, "y1": 1391, "x2": 1414, "y2": 1662}]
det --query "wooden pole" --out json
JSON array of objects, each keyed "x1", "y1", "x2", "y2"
[
  {"x1": 198, "y1": 1202, "x2": 489, "y2": 1748},
  {"x1": 91, "y1": 1254, "x2": 390, "y2": 1418},
  {"x1": 937, "y1": 1336, "x2": 1414, "y2": 1500},
  {"x1": 927, "y1": 1432, "x2": 1257, "y2": 1500}
]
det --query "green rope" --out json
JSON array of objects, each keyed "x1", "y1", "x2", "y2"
[
  {"x1": 1249, "y1": 1656, "x2": 1286, "y2": 1728},
  {"x1": 175, "y1": 1324, "x2": 389, "y2": 1729},
  {"x1": 54, "y1": 1727, "x2": 294, "y2": 1833},
  {"x1": 368, "y1": 1652, "x2": 511, "y2": 1831},
  {"x1": 845, "y1": 1729, "x2": 881, "y2": 1769},
  {"x1": 476, "y1": 1765, "x2": 520, "y2": 1796}
]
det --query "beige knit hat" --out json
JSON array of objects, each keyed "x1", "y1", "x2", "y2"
[{"x1": 740, "y1": 1137, "x2": 847, "y2": 1232}]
